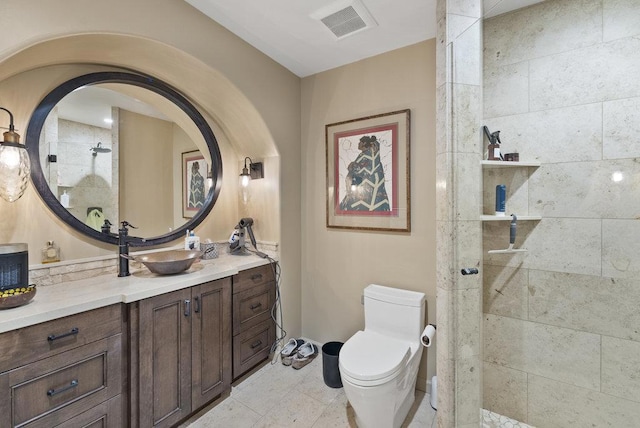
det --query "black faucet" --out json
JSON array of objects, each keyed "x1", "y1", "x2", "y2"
[{"x1": 118, "y1": 221, "x2": 137, "y2": 277}]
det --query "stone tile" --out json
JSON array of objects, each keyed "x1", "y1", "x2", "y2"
[
  {"x1": 452, "y1": 19, "x2": 481, "y2": 86},
  {"x1": 483, "y1": 264, "x2": 528, "y2": 320},
  {"x1": 453, "y1": 152, "x2": 482, "y2": 221},
  {"x1": 456, "y1": 288, "x2": 480, "y2": 358},
  {"x1": 436, "y1": 221, "x2": 455, "y2": 288},
  {"x1": 435, "y1": 85, "x2": 449, "y2": 156},
  {"x1": 292, "y1": 357, "x2": 342, "y2": 405},
  {"x1": 435, "y1": 153, "x2": 453, "y2": 221},
  {"x1": 436, "y1": 287, "x2": 454, "y2": 361},
  {"x1": 485, "y1": 218, "x2": 602, "y2": 276},
  {"x1": 529, "y1": 270, "x2": 640, "y2": 342},
  {"x1": 481, "y1": 408, "x2": 534, "y2": 428},
  {"x1": 482, "y1": 167, "x2": 529, "y2": 217},
  {"x1": 454, "y1": 221, "x2": 482, "y2": 291},
  {"x1": 447, "y1": 0, "x2": 482, "y2": 18},
  {"x1": 456, "y1": 355, "x2": 481, "y2": 425},
  {"x1": 482, "y1": 362, "x2": 527, "y2": 423},
  {"x1": 602, "y1": 336, "x2": 640, "y2": 402},
  {"x1": 483, "y1": 0, "x2": 601, "y2": 68},
  {"x1": 232, "y1": 358, "x2": 306, "y2": 415},
  {"x1": 434, "y1": 357, "x2": 455, "y2": 428},
  {"x1": 603, "y1": 219, "x2": 640, "y2": 279},
  {"x1": 529, "y1": 160, "x2": 640, "y2": 219},
  {"x1": 436, "y1": 16, "x2": 450, "y2": 88},
  {"x1": 254, "y1": 388, "x2": 325, "y2": 428},
  {"x1": 402, "y1": 390, "x2": 437, "y2": 428},
  {"x1": 483, "y1": 103, "x2": 603, "y2": 163},
  {"x1": 452, "y1": 84, "x2": 481, "y2": 154},
  {"x1": 311, "y1": 392, "x2": 357, "y2": 428},
  {"x1": 484, "y1": 61, "x2": 529, "y2": 118},
  {"x1": 603, "y1": 0, "x2": 640, "y2": 41},
  {"x1": 530, "y1": 37, "x2": 640, "y2": 111},
  {"x1": 484, "y1": 314, "x2": 601, "y2": 390},
  {"x1": 528, "y1": 374, "x2": 640, "y2": 427},
  {"x1": 184, "y1": 397, "x2": 260, "y2": 428},
  {"x1": 603, "y1": 97, "x2": 640, "y2": 159}
]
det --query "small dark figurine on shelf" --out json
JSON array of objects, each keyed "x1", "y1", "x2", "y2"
[{"x1": 483, "y1": 126, "x2": 503, "y2": 161}]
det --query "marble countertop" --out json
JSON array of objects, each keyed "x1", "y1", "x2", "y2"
[{"x1": 0, "y1": 252, "x2": 274, "y2": 334}]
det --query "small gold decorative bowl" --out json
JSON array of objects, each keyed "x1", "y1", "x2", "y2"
[{"x1": 0, "y1": 285, "x2": 37, "y2": 309}]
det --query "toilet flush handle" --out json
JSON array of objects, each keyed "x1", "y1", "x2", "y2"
[{"x1": 461, "y1": 268, "x2": 479, "y2": 275}]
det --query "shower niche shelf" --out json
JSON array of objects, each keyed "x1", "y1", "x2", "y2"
[
  {"x1": 481, "y1": 160, "x2": 541, "y2": 168},
  {"x1": 481, "y1": 215, "x2": 541, "y2": 221},
  {"x1": 481, "y1": 159, "x2": 541, "y2": 221}
]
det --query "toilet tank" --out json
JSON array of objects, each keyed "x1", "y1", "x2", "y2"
[{"x1": 363, "y1": 284, "x2": 425, "y2": 342}]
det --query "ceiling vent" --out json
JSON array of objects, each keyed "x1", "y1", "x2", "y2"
[{"x1": 311, "y1": 0, "x2": 378, "y2": 40}]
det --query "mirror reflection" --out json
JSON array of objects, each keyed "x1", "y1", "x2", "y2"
[{"x1": 39, "y1": 84, "x2": 211, "y2": 238}]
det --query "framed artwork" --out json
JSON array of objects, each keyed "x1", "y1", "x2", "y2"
[
  {"x1": 182, "y1": 150, "x2": 209, "y2": 218},
  {"x1": 326, "y1": 109, "x2": 411, "y2": 232}
]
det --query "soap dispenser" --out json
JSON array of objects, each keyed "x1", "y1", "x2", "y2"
[{"x1": 41, "y1": 241, "x2": 60, "y2": 264}]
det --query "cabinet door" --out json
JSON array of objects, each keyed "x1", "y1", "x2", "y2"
[
  {"x1": 138, "y1": 288, "x2": 192, "y2": 428},
  {"x1": 191, "y1": 278, "x2": 232, "y2": 410}
]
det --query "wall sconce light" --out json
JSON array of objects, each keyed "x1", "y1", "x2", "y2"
[
  {"x1": 239, "y1": 157, "x2": 264, "y2": 188},
  {"x1": 239, "y1": 157, "x2": 263, "y2": 204},
  {"x1": 0, "y1": 108, "x2": 30, "y2": 202},
  {"x1": 207, "y1": 168, "x2": 213, "y2": 189}
]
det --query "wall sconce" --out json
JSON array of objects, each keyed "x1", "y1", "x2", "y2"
[
  {"x1": 239, "y1": 157, "x2": 264, "y2": 187},
  {"x1": 239, "y1": 157, "x2": 263, "y2": 204},
  {"x1": 0, "y1": 108, "x2": 30, "y2": 202}
]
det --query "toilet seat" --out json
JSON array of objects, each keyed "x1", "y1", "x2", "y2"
[{"x1": 340, "y1": 331, "x2": 411, "y2": 386}]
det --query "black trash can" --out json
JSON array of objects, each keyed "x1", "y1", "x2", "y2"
[{"x1": 322, "y1": 341, "x2": 344, "y2": 388}]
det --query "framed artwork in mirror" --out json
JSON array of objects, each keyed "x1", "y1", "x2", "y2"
[
  {"x1": 182, "y1": 150, "x2": 208, "y2": 218},
  {"x1": 326, "y1": 109, "x2": 410, "y2": 232}
]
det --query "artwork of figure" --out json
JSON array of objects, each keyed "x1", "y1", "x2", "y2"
[
  {"x1": 188, "y1": 161, "x2": 205, "y2": 209},
  {"x1": 339, "y1": 135, "x2": 390, "y2": 212}
]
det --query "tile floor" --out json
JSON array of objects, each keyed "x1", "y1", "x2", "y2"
[{"x1": 181, "y1": 354, "x2": 437, "y2": 428}]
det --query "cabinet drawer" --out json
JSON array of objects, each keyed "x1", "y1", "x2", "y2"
[
  {"x1": 54, "y1": 395, "x2": 122, "y2": 428},
  {"x1": 0, "y1": 335, "x2": 122, "y2": 428},
  {"x1": 233, "y1": 282, "x2": 274, "y2": 335},
  {"x1": 233, "y1": 321, "x2": 274, "y2": 379},
  {"x1": 232, "y1": 264, "x2": 274, "y2": 294},
  {"x1": 0, "y1": 304, "x2": 122, "y2": 372}
]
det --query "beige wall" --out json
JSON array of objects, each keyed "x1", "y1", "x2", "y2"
[
  {"x1": 482, "y1": 0, "x2": 640, "y2": 425},
  {"x1": 0, "y1": 0, "x2": 302, "y2": 338},
  {"x1": 300, "y1": 40, "x2": 437, "y2": 388}
]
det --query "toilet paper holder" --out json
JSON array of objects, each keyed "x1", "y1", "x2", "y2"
[{"x1": 421, "y1": 324, "x2": 436, "y2": 347}]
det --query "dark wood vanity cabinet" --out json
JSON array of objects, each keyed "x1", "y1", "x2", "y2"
[
  {"x1": 232, "y1": 264, "x2": 276, "y2": 379},
  {"x1": 0, "y1": 304, "x2": 124, "y2": 428},
  {"x1": 129, "y1": 278, "x2": 231, "y2": 428}
]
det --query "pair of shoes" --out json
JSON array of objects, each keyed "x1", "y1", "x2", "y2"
[
  {"x1": 280, "y1": 338, "x2": 305, "y2": 366},
  {"x1": 292, "y1": 342, "x2": 318, "y2": 370}
]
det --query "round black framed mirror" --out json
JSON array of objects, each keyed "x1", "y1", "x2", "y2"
[{"x1": 26, "y1": 71, "x2": 223, "y2": 247}]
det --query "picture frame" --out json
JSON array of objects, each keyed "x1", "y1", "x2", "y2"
[
  {"x1": 182, "y1": 150, "x2": 209, "y2": 218},
  {"x1": 326, "y1": 109, "x2": 411, "y2": 232}
]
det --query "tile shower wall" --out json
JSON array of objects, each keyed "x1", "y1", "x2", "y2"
[
  {"x1": 482, "y1": 0, "x2": 640, "y2": 426},
  {"x1": 436, "y1": 0, "x2": 483, "y2": 426}
]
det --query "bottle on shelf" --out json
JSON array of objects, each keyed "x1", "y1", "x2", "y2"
[{"x1": 41, "y1": 240, "x2": 60, "y2": 263}]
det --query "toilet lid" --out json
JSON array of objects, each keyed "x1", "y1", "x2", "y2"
[{"x1": 339, "y1": 331, "x2": 410, "y2": 382}]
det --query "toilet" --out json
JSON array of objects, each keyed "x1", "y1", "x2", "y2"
[{"x1": 339, "y1": 284, "x2": 426, "y2": 428}]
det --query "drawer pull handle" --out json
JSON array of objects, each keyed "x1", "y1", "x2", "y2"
[
  {"x1": 250, "y1": 340, "x2": 263, "y2": 349},
  {"x1": 47, "y1": 379, "x2": 79, "y2": 397},
  {"x1": 194, "y1": 296, "x2": 200, "y2": 313},
  {"x1": 47, "y1": 327, "x2": 79, "y2": 342},
  {"x1": 249, "y1": 303, "x2": 262, "y2": 310},
  {"x1": 250, "y1": 274, "x2": 263, "y2": 281}
]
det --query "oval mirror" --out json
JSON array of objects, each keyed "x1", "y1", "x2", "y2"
[{"x1": 26, "y1": 72, "x2": 223, "y2": 247}]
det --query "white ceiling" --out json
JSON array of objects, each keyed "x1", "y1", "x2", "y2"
[{"x1": 185, "y1": 0, "x2": 545, "y2": 77}]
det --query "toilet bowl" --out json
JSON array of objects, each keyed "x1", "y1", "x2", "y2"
[{"x1": 339, "y1": 284, "x2": 425, "y2": 428}]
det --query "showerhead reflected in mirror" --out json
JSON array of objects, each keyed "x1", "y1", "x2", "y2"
[{"x1": 26, "y1": 72, "x2": 223, "y2": 247}]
